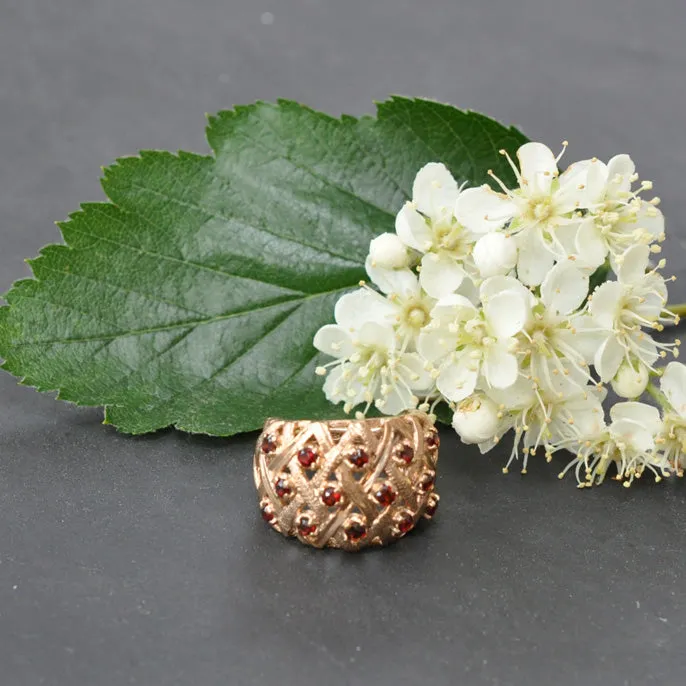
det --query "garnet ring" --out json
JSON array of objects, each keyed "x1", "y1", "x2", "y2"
[{"x1": 254, "y1": 413, "x2": 440, "y2": 551}]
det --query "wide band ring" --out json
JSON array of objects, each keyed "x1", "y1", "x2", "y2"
[{"x1": 254, "y1": 412, "x2": 440, "y2": 551}]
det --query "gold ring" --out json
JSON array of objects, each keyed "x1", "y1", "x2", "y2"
[{"x1": 253, "y1": 412, "x2": 440, "y2": 551}]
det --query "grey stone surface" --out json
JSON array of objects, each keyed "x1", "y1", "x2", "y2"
[{"x1": 1, "y1": 1, "x2": 686, "y2": 684}]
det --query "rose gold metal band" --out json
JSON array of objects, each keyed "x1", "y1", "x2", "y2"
[{"x1": 254, "y1": 412, "x2": 440, "y2": 551}]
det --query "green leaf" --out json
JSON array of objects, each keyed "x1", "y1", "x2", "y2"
[{"x1": 0, "y1": 98, "x2": 528, "y2": 436}]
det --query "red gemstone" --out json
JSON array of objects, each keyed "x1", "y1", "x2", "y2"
[
  {"x1": 261, "y1": 505, "x2": 275, "y2": 523},
  {"x1": 426, "y1": 432, "x2": 440, "y2": 449},
  {"x1": 397, "y1": 445, "x2": 414, "y2": 464},
  {"x1": 321, "y1": 486, "x2": 341, "y2": 507},
  {"x1": 345, "y1": 520, "x2": 367, "y2": 542},
  {"x1": 261, "y1": 434, "x2": 277, "y2": 453},
  {"x1": 374, "y1": 483, "x2": 396, "y2": 507},
  {"x1": 297, "y1": 446, "x2": 318, "y2": 468},
  {"x1": 274, "y1": 477, "x2": 291, "y2": 499},
  {"x1": 424, "y1": 496, "x2": 440, "y2": 518},
  {"x1": 297, "y1": 516, "x2": 317, "y2": 536},
  {"x1": 420, "y1": 473, "x2": 435, "y2": 491},
  {"x1": 397, "y1": 513, "x2": 414, "y2": 535},
  {"x1": 348, "y1": 448, "x2": 369, "y2": 468}
]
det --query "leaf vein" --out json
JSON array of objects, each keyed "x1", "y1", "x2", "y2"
[
  {"x1": 78, "y1": 206, "x2": 308, "y2": 293},
  {"x1": 228, "y1": 123, "x2": 397, "y2": 222},
  {"x1": 124, "y1": 179, "x2": 368, "y2": 265},
  {"x1": 8, "y1": 285, "x2": 349, "y2": 347}
]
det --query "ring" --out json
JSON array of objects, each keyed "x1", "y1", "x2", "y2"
[{"x1": 253, "y1": 412, "x2": 440, "y2": 551}]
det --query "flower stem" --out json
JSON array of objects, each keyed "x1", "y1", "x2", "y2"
[
  {"x1": 667, "y1": 302, "x2": 686, "y2": 319},
  {"x1": 645, "y1": 382, "x2": 671, "y2": 411}
]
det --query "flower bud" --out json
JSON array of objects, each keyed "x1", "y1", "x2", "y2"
[
  {"x1": 368, "y1": 233, "x2": 410, "y2": 269},
  {"x1": 452, "y1": 395, "x2": 500, "y2": 444},
  {"x1": 473, "y1": 232, "x2": 517, "y2": 278},
  {"x1": 611, "y1": 360, "x2": 649, "y2": 399}
]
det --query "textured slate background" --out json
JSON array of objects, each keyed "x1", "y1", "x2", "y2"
[{"x1": 1, "y1": 1, "x2": 685, "y2": 684}]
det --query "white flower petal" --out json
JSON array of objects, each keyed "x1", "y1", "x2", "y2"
[
  {"x1": 399, "y1": 352, "x2": 433, "y2": 392},
  {"x1": 584, "y1": 159, "x2": 609, "y2": 205},
  {"x1": 635, "y1": 202, "x2": 665, "y2": 238},
  {"x1": 430, "y1": 293, "x2": 478, "y2": 320},
  {"x1": 556, "y1": 160, "x2": 591, "y2": 213},
  {"x1": 483, "y1": 291, "x2": 528, "y2": 338},
  {"x1": 323, "y1": 365, "x2": 365, "y2": 406},
  {"x1": 453, "y1": 185, "x2": 516, "y2": 234},
  {"x1": 380, "y1": 384, "x2": 415, "y2": 415},
  {"x1": 516, "y1": 142, "x2": 557, "y2": 195},
  {"x1": 483, "y1": 342, "x2": 518, "y2": 389},
  {"x1": 357, "y1": 321, "x2": 396, "y2": 351},
  {"x1": 610, "y1": 401, "x2": 661, "y2": 439},
  {"x1": 395, "y1": 203, "x2": 432, "y2": 251},
  {"x1": 486, "y1": 375, "x2": 537, "y2": 409},
  {"x1": 419, "y1": 252, "x2": 465, "y2": 299},
  {"x1": 534, "y1": 353, "x2": 590, "y2": 398},
  {"x1": 629, "y1": 330, "x2": 659, "y2": 367},
  {"x1": 480, "y1": 274, "x2": 533, "y2": 306},
  {"x1": 313, "y1": 324, "x2": 354, "y2": 358},
  {"x1": 569, "y1": 314, "x2": 606, "y2": 363},
  {"x1": 437, "y1": 356, "x2": 479, "y2": 402},
  {"x1": 594, "y1": 336, "x2": 624, "y2": 382},
  {"x1": 610, "y1": 402, "x2": 662, "y2": 450},
  {"x1": 455, "y1": 275, "x2": 481, "y2": 305},
  {"x1": 322, "y1": 365, "x2": 344, "y2": 402},
  {"x1": 334, "y1": 289, "x2": 396, "y2": 330},
  {"x1": 553, "y1": 221, "x2": 582, "y2": 258},
  {"x1": 617, "y1": 244, "x2": 650, "y2": 285},
  {"x1": 589, "y1": 281, "x2": 624, "y2": 328},
  {"x1": 473, "y1": 231, "x2": 517, "y2": 278},
  {"x1": 661, "y1": 361, "x2": 686, "y2": 417},
  {"x1": 610, "y1": 418, "x2": 656, "y2": 452},
  {"x1": 564, "y1": 392, "x2": 606, "y2": 437},
  {"x1": 516, "y1": 233, "x2": 555, "y2": 286},
  {"x1": 412, "y1": 162, "x2": 459, "y2": 221},
  {"x1": 540, "y1": 260, "x2": 589, "y2": 315},
  {"x1": 365, "y1": 258, "x2": 420, "y2": 296},
  {"x1": 605, "y1": 154, "x2": 635, "y2": 198},
  {"x1": 417, "y1": 328, "x2": 457, "y2": 364},
  {"x1": 635, "y1": 273, "x2": 667, "y2": 321},
  {"x1": 575, "y1": 218, "x2": 608, "y2": 270}
]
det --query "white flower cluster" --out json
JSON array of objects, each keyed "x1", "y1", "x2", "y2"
[{"x1": 314, "y1": 141, "x2": 686, "y2": 486}]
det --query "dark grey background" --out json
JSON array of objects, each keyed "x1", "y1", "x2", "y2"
[{"x1": 1, "y1": 1, "x2": 685, "y2": 684}]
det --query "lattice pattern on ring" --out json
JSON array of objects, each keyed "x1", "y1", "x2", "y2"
[{"x1": 254, "y1": 413, "x2": 440, "y2": 550}]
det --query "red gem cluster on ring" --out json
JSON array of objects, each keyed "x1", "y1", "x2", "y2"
[
  {"x1": 274, "y1": 476, "x2": 291, "y2": 499},
  {"x1": 261, "y1": 434, "x2": 278, "y2": 454},
  {"x1": 297, "y1": 515, "x2": 317, "y2": 537},
  {"x1": 321, "y1": 486, "x2": 341, "y2": 506},
  {"x1": 345, "y1": 520, "x2": 367, "y2": 542},
  {"x1": 424, "y1": 494, "x2": 440, "y2": 518},
  {"x1": 396, "y1": 444, "x2": 414, "y2": 464},
  {"x1": 258, "y1": 426, "x2": 439, "y2": 545},
  {"x1": 348, "y1": 447, "x2": 369, "y2": 468},
  {"x1": 396, "y1": 512, "x2": 414, "y2": 535},
  {"x1": 297, "y1": 446, "x2": 318, "y2": 468},
  {"x1": 374, "y1": 483, "x2": 396, "y2": 507}
]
